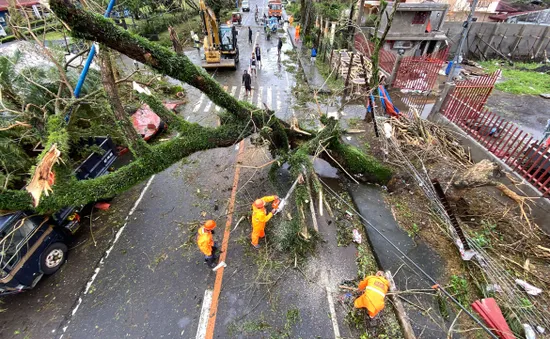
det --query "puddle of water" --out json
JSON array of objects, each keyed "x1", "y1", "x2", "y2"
[
  {"x1": 178, "y1": 317, "x2": 191, "y2": 329},
  {"x1": 313, "y1": 158, "x2": 339, "y2": 179}
]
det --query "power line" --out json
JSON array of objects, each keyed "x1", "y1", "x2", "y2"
[{"x1": 319, "y1": 178, "x2": 501, "y2": 339}]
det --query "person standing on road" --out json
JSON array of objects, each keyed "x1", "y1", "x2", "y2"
[
  {"x1": 277, "y1": 38, "x2": 283, "y2": 58},
  {"x1": 354, "y1": 271, "x2": 390, "y2": 318},
  {"x1": 248, "y1": 26, "x2": 253, "y2": 44},
  {"x1": 311, "y1": 46, "x2": 317, "y2": 64},
  {"x1": 242, "y1": 69, "x2": 252, "y2": 96},
  {"x1": 294, "y1": 24, "x2": 301, "y2": 43},
  {"x1": 250, "y1": 53, "x2": 257, "y2": 77},
  {"x1": 191, "y1": 31, "x2": 201, "y2": 57},
  {"x1": 197, "y1": 220, "x2": 218, "y2": 268},
  {"x1": 255, "y1": 44, "x2": 262, "y2": 69},
  {"x1": 251, "y1": 195, "x2": 280, "y2": 248}
]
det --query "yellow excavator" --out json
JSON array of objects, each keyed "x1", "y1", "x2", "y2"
[{"x1": 199, "y1": 0, "x2": 240, "y2": 69}]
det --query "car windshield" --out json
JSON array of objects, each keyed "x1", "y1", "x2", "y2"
[
  {"x1": 220, "y1": 28, "x2": 233, "y2": 47},
  {"x1": 269, "y1": 4, "x2": 281, "y2": 10},
  {"x1": 0, "y1": 218, "x2": 35, "y2": 271}
]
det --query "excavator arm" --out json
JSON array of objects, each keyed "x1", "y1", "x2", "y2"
[
  {"x1": 199, "y1": 0, "x2": 220, "y2": 49},
  {"x1": 198, "y1": 0, "x2": 237, "y2": 69}
]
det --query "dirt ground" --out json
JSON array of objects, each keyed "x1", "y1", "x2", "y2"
[
  {"x1": 348, "y1": 113, "x2": 550, "y2": 338},
  {"x1": 485, "y1": 90, "x2": 550, "y2": 140}
]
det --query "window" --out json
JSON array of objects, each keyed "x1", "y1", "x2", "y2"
[
  {"x1": 412, "y1": 11, "x2": 429, "y2": 24},
  {"x1": 0, "y1": 219, "x2": 35, "y2": 270}
]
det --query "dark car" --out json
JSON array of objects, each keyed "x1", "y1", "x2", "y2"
[{"x1": 0, "y1": 137, "x2": 117, "y2": 295}]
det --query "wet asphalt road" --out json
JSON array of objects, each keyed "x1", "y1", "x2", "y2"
[{"x1": 7, "y1": 2, "x2": 357, "y2": 339}]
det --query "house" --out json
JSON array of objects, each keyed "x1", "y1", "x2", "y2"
[
  {"x1": 489, "y1": 0, "x2": 550, "y2": 24},
  {"x1": 361, "y1": 2, "x2": 449, "y2": 56},
  {"x1": 405, "y1": 0, "x2": 500, "y2": 21},
  {"x1": 0, "y1": 0, "x2": 43, "y2": 27}
]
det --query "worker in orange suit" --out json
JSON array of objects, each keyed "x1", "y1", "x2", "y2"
[
  {"x1": 354, "y1": 271, "x2": 390, "y2": 318},
  {"x1": 294, "y1": 24, "x2": 301, "y2": 43},
  {"x1": 251, "y1": 195, "x2": 280, "y2": 249},
  {"x1": 197, "y1": 220, "x2": 218, "y2": 268}
]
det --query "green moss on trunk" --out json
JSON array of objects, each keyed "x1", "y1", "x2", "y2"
[{"x1": 328, "y1": 138, "x2": 392, "y2": 184}]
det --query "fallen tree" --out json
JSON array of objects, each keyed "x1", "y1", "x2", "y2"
[{"x1": 0, "y1": 0, "x2": 391, "y2": 213}]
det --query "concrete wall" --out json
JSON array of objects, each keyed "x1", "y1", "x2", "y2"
[
  {"x1": 379, "y1": 3, "x2": 448, "y2": 37},
  {"x1": 444, "y1": 21, "x2": 550, "y2": 60}
]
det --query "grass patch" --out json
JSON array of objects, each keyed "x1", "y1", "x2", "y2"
[
  {"x1": 315, "y1": 58, "x2": 345, "y2": 93},
  {"x1": 157, "y1": 15, "x2": 201, "y2": 48},
  {"x1": 479, "y1": 61, "x2": 550, "y2": 95},
  {"x1": 44, "y1": 30, "x2": 66, "y2": 41}
]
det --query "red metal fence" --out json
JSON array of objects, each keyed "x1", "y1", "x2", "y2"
[
  {"x1": 392, "y1": 49, "x2": 449, "y2": 92},
  {"x1": 354, "y1": 34, "x2": 396, "y2": 74},
  {"x1": 441, "y1": 71, "x2": 550, "y2": 196}
]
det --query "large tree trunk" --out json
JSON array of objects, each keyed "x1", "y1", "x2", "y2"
[
  {"x1": 0, "y1": 0, "x2": 392, "y2": 213},
  {"x1": 49, "y1": 0, "x2": 252, "y2": 120},
  {"x1": 98, "y1": 48, "x2": 151, "y2": 157}
]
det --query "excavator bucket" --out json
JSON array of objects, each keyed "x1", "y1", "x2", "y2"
[{"x1": 201, "y1": 59, "x2": 236, "y2": 69}]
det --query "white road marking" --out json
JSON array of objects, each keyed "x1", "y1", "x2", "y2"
[
  {"x1": 230, "y1": 85, "x2": 237, "y2": 97},
  {"x1": 203, "y1": 98, "x2": 213, "y2": 112},
  {"x1": 276, "y1": 89, "x2": 282, "y2": 111},
  {"x1": 215, "y1": 86, "x2": 228, "y2": 112},
  {"x1": 60, "y1": 175, "x2": 156, "y2": 338},
  {"x1": 248, "y1": 88, "x2": 254, "y2": 104},
  {"x1": 193, "y1": 94, "x2": 205, "y2": 113},
  {"x1": 326, "y1": 286, "x2": 342, "y2": 339},
  {"x1": 257, "y1": 86, "x2": 263, "y2": 108},
  {"x1": 195, "y1": 289, "x2": 213, "y2": 339},
  {"x1": 266, "y1": 87, "x2": 272, "y2": 110},
  {"x1": 238, "y1": 85, "x2": 245, "y2": 101}
]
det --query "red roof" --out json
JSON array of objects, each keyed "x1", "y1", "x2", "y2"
[{"x1": 0, "y1": 0, "x2": 40, "y2": 11}]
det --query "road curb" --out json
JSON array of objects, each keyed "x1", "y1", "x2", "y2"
[{"x1": 285, "y1": 26, "x2": 332, "y2": 95}]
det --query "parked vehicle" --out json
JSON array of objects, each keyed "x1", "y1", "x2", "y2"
[
  {"x1": 131, "y1": 104, "x2": 167, "y2": 141},
  {"x1": 242, "y1": 0, "x2": 250, "y2": 12},
  {"x1": 268, "y1": 0, "x2": 282, "y2": 20},
  {"x1": 0, "y1": 137, "x2": 118, "y2": 295},
  {"x1": 231, "y1": 12, "x2": 243, "y2": 25}
]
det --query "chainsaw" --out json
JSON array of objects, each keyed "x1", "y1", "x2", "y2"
[{"x1": 273, "y1": 173, "x2": 303, "y2": 215}]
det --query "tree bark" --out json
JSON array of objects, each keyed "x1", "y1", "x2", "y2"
[
  {"x1": 98, "y1": 47, "x2": 151, "y2": 157},
  {"x1": 0, "y1": 0, "x2": 392, "y2": 213},
  {"x1": 49, "y1": 0, "x2": 252, "y2": 121},
  {"x1": 168, "y1": 26, "x2": 183, "y2": 55}
]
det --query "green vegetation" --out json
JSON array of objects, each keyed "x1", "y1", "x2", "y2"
[
  {"x1": 315, "y1": 57, "x2": 345, "y2": 93},
  {"x1": 227, "y1": 308, "x2": 301, "y2": 338},
  {"x1": 0, "y1": 23, "x2": 63, "y2": 43},
  {"x1": 447, "y1": 274, "x2": 470, "y2": 306},
  {"x1": 157, "y1": 15, "x2": 202, "y2": 48},
  {"x1": 469, "y1": 220, "x2": 498, "y2": 249},
  {"x1": 479, "y1": 61, "x2": 550, "y2": 95}
]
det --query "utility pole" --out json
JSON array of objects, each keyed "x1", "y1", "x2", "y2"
[{"x1": 447, "y1": 0, "x2": 479, "y2": 81}]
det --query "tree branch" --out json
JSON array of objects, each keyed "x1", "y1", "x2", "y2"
[{"x1": 50, "y1": 0, "x2": 251, "y2": 120}]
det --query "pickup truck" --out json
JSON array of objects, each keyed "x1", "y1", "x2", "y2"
[{"x1": 0, "y1": 137, "x2": 117, "y2": 295}]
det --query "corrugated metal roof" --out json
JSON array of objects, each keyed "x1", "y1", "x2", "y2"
[{"x1": 0, "y1": 0, "x2": 40, "y2": 12}]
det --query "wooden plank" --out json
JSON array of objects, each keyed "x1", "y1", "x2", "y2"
[{"x1": 386, "y1": 271, "x2": 417, "y2": 339}]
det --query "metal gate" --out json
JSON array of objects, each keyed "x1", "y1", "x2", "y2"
[
  {"x1": 354, "y1": 33, "x2": 396, "y2": 74},
  {"x1": 441, "y1": 71, "x2": 550, "y2": 196},
  {"x1": 392, "y1": 49, "x2": 449, "y2": 92}
]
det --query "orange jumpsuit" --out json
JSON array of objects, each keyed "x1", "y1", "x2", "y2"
[
  {"x1": 354, "y1": 275, "x2": 390, "y2": 318},
  {"x1": 251, "y1": 195, "x2": 278, "y2": 246},
  {"x1": 197, "y1": 227, "x2": 214, "y2": 256},
  {"x1": 294, "y1": 24, "x2": 301, "y2": 42}
]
